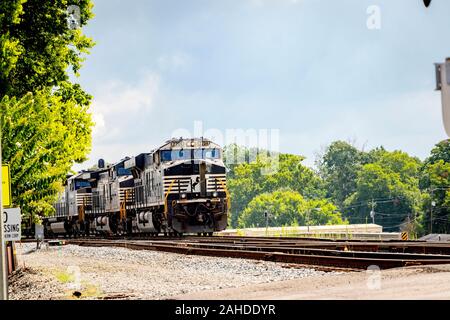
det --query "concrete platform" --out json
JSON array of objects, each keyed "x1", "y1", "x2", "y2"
[
  {"x1": 216, "y1": 224, "x2": 401, "y2": 240},
  {"x1": 420, "y1": 234, "x2": 450, "y2": 242}
]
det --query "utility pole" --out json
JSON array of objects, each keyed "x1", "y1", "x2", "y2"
[
  {"x1": 429, "y1": 187, "x2": 435, "y2": 234},
  {"x1": 264, "y1": 211, "x2": 269, "y2": 236},
  {"x1": 306, "y1": 209, "x2": 310, "y2": 233},
  {"x1": 369, "y1": 200, "x2": 376, "y2": 225},
  {"x1": 431, "y1": 200, "x2": 436, "y2": 234},
  {"x1": 0, "y1": 138, "x2": 8, "y2": 300}
]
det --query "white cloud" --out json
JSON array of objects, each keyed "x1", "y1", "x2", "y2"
[
  {"x1": 92, "y1": 73, "x2": 159, "y2": 114},
  {"x1": 91, "y1": 112, "x2": 106, "y2": 138},
  {"x1": 89, "y1": 73, "x2": 159, "y2": 141},
  {"x1": 157, "y1": 52, "x2": 192, "y2": 72},
  {"x1": 74, "y1": 73, "x2": 161, "y2": 171}
]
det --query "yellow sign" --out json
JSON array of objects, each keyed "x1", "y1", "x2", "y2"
[
  {"x1": 2, "y1": 164, "x2": 12, "y2": 207},
  {"x1": 401, "y1": 231, "x2": 408, "y2": 241}
]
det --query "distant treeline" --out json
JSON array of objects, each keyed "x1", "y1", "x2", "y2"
[{"x1": 225, "y1": 140, "x2": 450, "y2": 236}]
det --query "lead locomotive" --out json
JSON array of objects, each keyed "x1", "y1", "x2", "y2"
[{"x1": 43, "y1": 138, "x2": 229, "y2": 237}]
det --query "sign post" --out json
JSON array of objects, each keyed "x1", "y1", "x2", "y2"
[{"x1": 1, "y1": 156, "x2": 10, "y2": 299}]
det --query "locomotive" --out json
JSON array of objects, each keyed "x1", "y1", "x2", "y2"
[{"x1": 42, "y1": 138, "x2": 229, "y2": 237}]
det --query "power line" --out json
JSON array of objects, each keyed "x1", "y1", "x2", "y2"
[{"x1": 339, "y1": 196, "x2": 410, "y2": 210}]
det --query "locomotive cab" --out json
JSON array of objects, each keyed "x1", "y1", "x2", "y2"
[{"x1": 159, "y1": 139, "x2": 229, "y2": 234}]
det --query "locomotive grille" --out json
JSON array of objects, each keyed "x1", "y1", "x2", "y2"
[
  {"x1": 207, "y1": 174, "x2": 227, "y2": 192},
  {"x1": 119, "y1": 187, "x2": 135, "y2": 203},
  {"x1": 163, "y1": 175, "x2": 227, "y2": 194},
  {"x1": 76, "y1": 193, "x2": 93, "y2": 206},
  {"x1": 163, "y1": 177, "x2": 191, "y2": 193}
]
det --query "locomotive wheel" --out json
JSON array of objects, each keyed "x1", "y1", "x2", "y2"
[
  {"x1": 208, "y1": 232, "x2": 213, "y2": 237},
  {"x1": 197, "y1": 232, "x2": 202, "y2": 236}
]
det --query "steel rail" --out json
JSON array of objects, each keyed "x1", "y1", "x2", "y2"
[
  {"x1": 128, "y1": 241, "x2": 450, "y2": 260},
  {"x1": 23, "y1": 234, "x2": 450, "y2": 255},
  {"x1": 66, "y1": 239, "x2": 450, "y2": 270}
]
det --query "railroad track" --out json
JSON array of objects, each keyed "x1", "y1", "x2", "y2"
[{"x1": 60, "y1": 236, "x2": 450, "y2": 270}]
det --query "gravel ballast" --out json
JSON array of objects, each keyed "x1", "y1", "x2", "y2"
[{"x1": 10, "y1": 242, "x2": 339, "y2": 300}]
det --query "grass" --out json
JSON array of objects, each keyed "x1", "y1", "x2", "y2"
[
  {"x1": 54, "y1": 269, "x2": 103, "y2": 299},
  {"x1": 55, "y1": 271, "x2": 75, "y2": 284}
]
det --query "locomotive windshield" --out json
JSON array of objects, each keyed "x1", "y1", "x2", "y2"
[
  {"x1": 161, "y1": 149, "x2": 191, "y2": 162},
  {"x1": 75, "y1": 180, "x2": 91, "y2": 189},
  {"x1": 160, "y1": 148, "x2": 220, "y2": 162},
  {"x1": 193, "y1": 148, "x2": 220, "y2": 159},
  {"x1": 117, "y1": 167, "x2": 131, "y2": 176}
]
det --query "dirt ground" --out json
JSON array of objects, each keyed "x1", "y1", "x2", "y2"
[
  {"x1": 10, "y1": 243, "x2": 333, "y2": 300},
  {"x1": 170, "y1": 264, "x2": 450, "y2": 300},
  {"x1": 11, "y1": 242, "x2": 450, "y2": 300}
]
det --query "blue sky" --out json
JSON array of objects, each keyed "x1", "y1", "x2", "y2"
[{"x1": 73, "y1": 0, "x2": 450, "y2": 170}]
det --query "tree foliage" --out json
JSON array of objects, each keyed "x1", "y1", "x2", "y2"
[
  {"x1": 1, "y1": 93, "x2": 92, "y2": 219},
  {"x1": 226, "y1": 142, "x2": 430, "y2": 233},
  {"x1": 343, "y1": 150, "x2": 422, "y2": 230},
  {"x1": 317, "y1": 141, "x2": 366, "y2": 208},
  {"x1": 238, "y1": 190, "x2": 344, "y2": 228},
  {"x1": 419, "y1": 140, "x2": 450, "y2": 234},
  {"x1": 0, "y1": 0, "x2": 94, "y2": 97},
  {"x1": 425, "y1": 140, "x2": 450, "y2": 165},
  {"x1": 316, "y1": 140, "x2": 424, "y2": 231},
  {"x1": 225, "y1": 145, "x2": 325, "y2": 227},
  {"x1": 1, "y1": 0, "x2": 94, "y2": 221}
]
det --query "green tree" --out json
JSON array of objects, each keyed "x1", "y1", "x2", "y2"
[
  {"x1": 1, "y1": 93, "x2": 92, "y2": 221},
  {"x1": 227, "y1": 149, "x2": 325, "y2": 227},
  {"x1": 424, "y1": 139, "x2": 450, "y2": 165},
  {"x1": 343, "y1": 150, "x2": 422, "y2": 231},
  {"x1": 238, "y1": 190, "x2": 344, "y2": 228},
  {"x1": 1, "y1": 0, "x2": 94, "y2": 221},
  {"x1": 317, "y1": 141, "x2": 368, "y2": 209},
  {"x1": 419, "y1": 140, "x2": 450, "y2": 234},
  {"x1": 0, "y1": 0, "x2": 94, "y2": 98}
]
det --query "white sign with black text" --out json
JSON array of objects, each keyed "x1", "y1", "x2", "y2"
[{"x1": 3, "y1": 207, "x2": 21, "y2": 241}]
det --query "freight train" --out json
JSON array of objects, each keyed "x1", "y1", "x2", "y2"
[{"x1": 41, "y1": 138, "x2": 229, "y2": 237}]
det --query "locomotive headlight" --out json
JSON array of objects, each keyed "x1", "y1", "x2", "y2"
[
  {"x1": 181, "y1": 193, "x2": 187, "y2": 199},
  {"x1": 213, "y1": 191, "x2": 218, "y2": 198}
]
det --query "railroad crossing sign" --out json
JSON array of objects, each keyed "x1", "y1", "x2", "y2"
[
  {"x1": 2, "y1": 208, "x2": 21, "y2": 242},
  {"x1": 1, "y1": 165, "x2": 11, "y2": 208},
  {"x1": 401, "y1": 232, "x2": 408, "y2": 241}
]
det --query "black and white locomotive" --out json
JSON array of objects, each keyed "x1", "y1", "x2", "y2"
[{"x1": 43, "y1": 138, "x2": 229, "y2": 237}]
